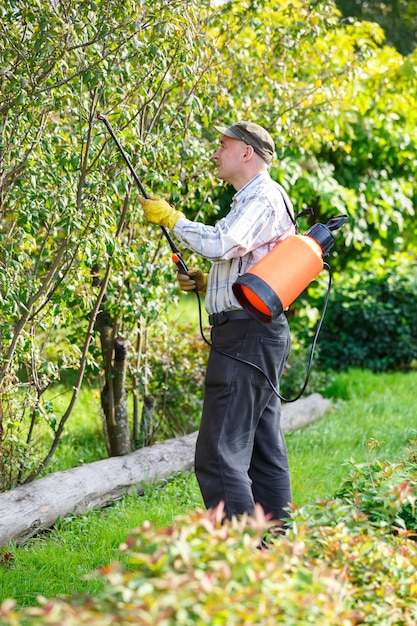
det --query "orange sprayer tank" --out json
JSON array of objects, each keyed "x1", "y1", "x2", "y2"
[{"x1": 233, "y1": 223, "x2": 337, "y2": 323}]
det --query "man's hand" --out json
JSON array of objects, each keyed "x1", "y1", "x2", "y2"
[
  {"x1": 138, "y1": 197, "x2": 185, "y2": 230},
  {"x1": 177, "y1": 268, "x2": 207, "y2": 295}
]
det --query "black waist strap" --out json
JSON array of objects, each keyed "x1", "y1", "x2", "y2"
[{"x1": 208, "y1": 310, "x2": 253, "y2": 327}]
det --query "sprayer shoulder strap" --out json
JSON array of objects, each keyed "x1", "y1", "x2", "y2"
[
  {"x1": 236, "y1": 187, "x2": 297, "y2": 277},
  {"x1": 280, "y1": 189, "x2": 298, "y2": 233}
]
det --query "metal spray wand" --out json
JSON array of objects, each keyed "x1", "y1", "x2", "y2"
[{"x1": 97, "y1": 113, "x2": 189, "y2": 274}]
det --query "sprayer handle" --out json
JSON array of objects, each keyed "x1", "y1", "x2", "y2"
[
  {"x1": 171, "y1": 251, "x2": 188, "y2": 274},
  {"x1": 326, "y1": 215, "x2": 349, "y2": 231}
]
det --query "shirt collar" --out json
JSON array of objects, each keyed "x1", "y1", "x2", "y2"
[{"x1": 233, "y1": 171, "x2": 270, "y2": 200}]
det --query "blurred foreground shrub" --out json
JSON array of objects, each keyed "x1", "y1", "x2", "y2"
[{"x1": 1, "y1": 441, "x2": 417, "y2": 625}]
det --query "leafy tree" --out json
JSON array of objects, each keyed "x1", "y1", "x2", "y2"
[
  {"x1": 0, "y1": 0, "x2": 219, "y2": 487},
  {"x1": 277, "y1": 44, "x2": 417, "y2": 271},
  {"x1": 336, "y1": 0, "x2": 417, "y2": 55}
]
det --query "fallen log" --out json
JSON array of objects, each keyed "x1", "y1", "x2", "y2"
[
  {"x1": 281, "y1": 392, "x2": 331, "y2": 431},
  {"x1": 0, "y1": 394, "x2": 330, "y2": 546},
  {"x1": 0, "y1": 432, "x2": 197, "y2": 546}
]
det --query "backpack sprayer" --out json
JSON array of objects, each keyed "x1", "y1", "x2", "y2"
[
  {"x1": 233, "y1": 215, "x2": 348, "y2": 323},
  {"x1": 228, "y1": 216, "x2": 348, "y2": 401},
  {"x1": 97, "y1": 114, "x2": 348, "y2": 401}
]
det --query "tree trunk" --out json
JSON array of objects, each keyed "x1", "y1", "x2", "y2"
[
  {"x1": 101, "y1": 336, "x2": 131, "y2": 456},
  {"x1": 140, "y1": 395, "x2": 155, "y2": 446},
  {"x1": 96, "y1": 308, "x2": 131, "y2": 457}
]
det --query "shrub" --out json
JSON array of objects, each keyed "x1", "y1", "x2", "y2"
[
  {"x1": 144, "y1": 323, "x2": 208, "y2": 443},
  {"x1": 2, "y1": 441, "x2": 417, "y2": 625},
  {"x1": 300, "y1": 255, "x2": 417, "y2": 372},
  {"x1": 292, "y1": 439, "x2": 417, "y2": 533}
]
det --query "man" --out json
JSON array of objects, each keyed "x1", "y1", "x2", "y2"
[{"x1": 139, "y1": 121, "x2": 295, "y2": 524}]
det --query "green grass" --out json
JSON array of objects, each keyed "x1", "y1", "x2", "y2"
[
  {"x1": 168, "y1": 291, "x2": 209, "y2": 331},
  {"x1": 0, "y1": 473, "x2": 204, "y2": 607},
  {"x1": 287, "y1": 369, "x2": 417, "y2": 506},
  {"x1": 41, "y1": 380, "x2": 107, "y2": 473},
  {"x1": 1, "y1": 369, "x2": 416, "y2": 608}
]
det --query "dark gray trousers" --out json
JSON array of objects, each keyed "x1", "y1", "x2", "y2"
[{"x1": 195, "y1": 314, "x2": 292, "y2": 522}]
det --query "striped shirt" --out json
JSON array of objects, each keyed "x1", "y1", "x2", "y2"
[{"x1": 173, "y1": 171, "x2": 295, "y2": 315}]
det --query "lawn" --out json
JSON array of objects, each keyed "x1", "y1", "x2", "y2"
[{"x1": 0, "y1": 368, "x2": 416, "y2": 608}]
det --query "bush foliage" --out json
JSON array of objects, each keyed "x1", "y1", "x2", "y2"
[
  {"x1": 296, "y1": 254, "x2": 417, "y2": 372},
  {"x1": 1, "y1": 440, "x2": 417, "y2": 625},
  {"x1": 145, "y1": 322, "x2": 208, "y2": 443}
]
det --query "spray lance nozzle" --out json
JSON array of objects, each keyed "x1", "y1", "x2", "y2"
[{"x1": 232, "y1": 214, "x2": 349, "y2": 323}]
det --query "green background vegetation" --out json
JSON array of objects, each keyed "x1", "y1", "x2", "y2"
[{"x1": 1, "y1": 0, "x2": 417, "y2": 622}]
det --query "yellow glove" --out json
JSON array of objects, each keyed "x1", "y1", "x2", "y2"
[
  {"x1": 138, "y1": 197, "x2": 185, "y2": 230},
  {"x1": 177, "y1": 268, "x2": 207, "y2": 295}
]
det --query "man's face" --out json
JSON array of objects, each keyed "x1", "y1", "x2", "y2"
[{"x1": 213, "y1": 135, "x2": 248, "y2": 184}]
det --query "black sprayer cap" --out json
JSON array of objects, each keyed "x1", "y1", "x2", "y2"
[{"x1": 304, "y1": 223, "x2": 335, "y2": 255}]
